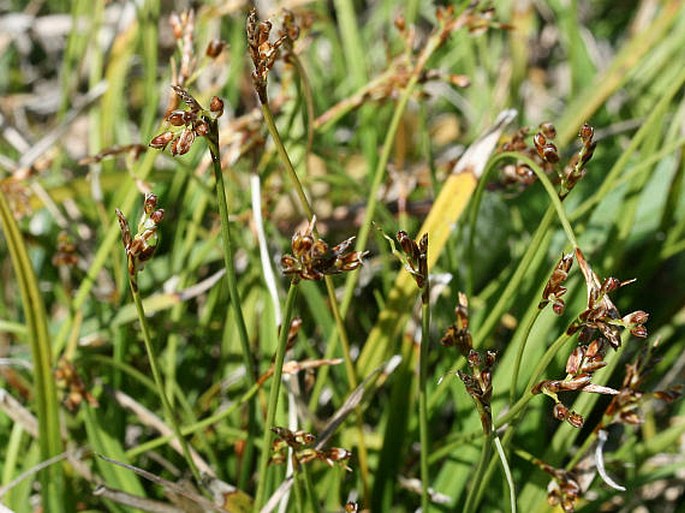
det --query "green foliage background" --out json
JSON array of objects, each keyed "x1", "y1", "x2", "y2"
[{"x1": 0, "y1": 0, "x2": 684, "y2": 512}]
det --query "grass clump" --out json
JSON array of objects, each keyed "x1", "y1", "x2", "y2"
[{"x1": 1, "y1": 1, "x2": 684, "y2": 512}]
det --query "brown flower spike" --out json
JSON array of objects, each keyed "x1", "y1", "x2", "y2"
[
  {"x1": 497, "y1": 121, "x2": 596, "y2": 198},
  {"x1": 270, "y1": 426, "x2": 352, "y2": 472},
  {"x1": 568, "y1": 247, "x2": 648, "y2": 348},
  {"x1": 458, "y1": 349, "x2": 497, "y2": 434},
  {"x1": 246, "y1": 8, "x2": 291, "y2": 103},
  {"x1": 539, "y1": 252, "x2": 574, "y2": 315},
  {"x1": 281, "y1": 217, "x2": 367, "y2": 283},
  {"x1": 397, "y1": 231, "x2": 429, "y2": 296},
  {"x1": 533, "y1": 247, "x2": 650, "y2": 428},
  {"x1": 115, "y1": 193, "x2": 164, "y2": 289},
  {"x1": 440, "y1": 292, "x2": 473, "y2": 355},
  {"x1": 150, "y1": 86, "x2": 224, "y2": 156}
]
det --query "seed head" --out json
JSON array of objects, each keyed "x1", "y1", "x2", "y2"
[
  {"x1": 116, "y1": 193, "x2": 165, "y2": 286},
  {"x1": 281, "y1": 217, "x2": 367, "y2": 282},
  {"x1": 150, "y1": 86, "x2": 224, "y2": 156}
]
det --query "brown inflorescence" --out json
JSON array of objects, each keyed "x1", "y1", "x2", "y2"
[
  {"x1": 458, "y1": 349, "x2": 496, "y2": 434},
  {"x1": 115, "y1": 193, "x2": 165, "y2": 287},
  {"x1": 149, "y1": 86, "x2": 224, "y2": 156},
  {"x1": 54, "y1": 357, "x2": 98, "y2": 412},
  {"x1": 559, "y1": 123, "x2": 596, "y2": 199},
  {"x1": 533, "y1": 247, "x2": 650, "y2": 428},
  {"x1": 270, "y1": 426, "x2": 352, "y2": 472},
  {"x1": 246, "y1": 8, "x2": 295, "y2": 103},
  {"x1": 545, "y1": 466, "x2": 582, "y2": 513},
  {"x1": 52, "y1": 231, "x2": 79, "y2": 268},
  {"x1": 568, "y1": 248, "x2": 647, "y2": 349},
  {"x1": 539, "y1": 252, "x2": 574, "y2": 315},
  {"x1": 440, "y1": 292, "x2": 473, "y2": 356},
  {"x1": 496, "y1": 122, "x2": 596, "y2": 197},
  {"x1": 397, "y1": 230, "x2": 428, "y2": 290},
  {"x1": 281, "y1": 217, "x2": 367, "y2": 283},
  {"x1": 603, "y1": 344, "x2": 682, "y2": 426}
]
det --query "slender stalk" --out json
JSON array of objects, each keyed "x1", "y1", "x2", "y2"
[
  {"x1": 418, "y1": 298, "x2": 431, "y2": 512},
  {"x1": 254, "y1": 283, "x2": 299, "y2": 512},
  {"x1": 301, "y1": 465, "x2": 321, "y2": 513},
  {"x1": 260, "y1": 104, "x2": 313, "y2": 220},
  {"x1": 509, "y1": 309, "x2": 543, "y2": 404},
  {"x1": 463, "y1": 433, "x2": 493, "y2": 513},
  {"x1": 206, "y1": 126, "x2": 258, "y2": 488},
  {"x1": 128, "y1": 278, "x2": 201, "y2": 484},
  {"x1": 308, "y1": 36, "x2": 431, "y2": 408},
  {"x1": 493, "y1": 434, "x2": 517, "y2": 513},
  {"x1": 292, "y1": 469, "x2": 304, "y2": 513},
  {"x1": 260, "y1": 99, "x2": 371, "y2": 495}
]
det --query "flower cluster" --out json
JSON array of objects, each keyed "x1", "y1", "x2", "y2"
[
  {"x1": 440, "y1": 293, "x2": 496, "y2": 433},
  {"x1": 149, "y1": 86, "x2": 224, "y2": 156},
  {"x1": 498, "y1": 124, "x2": 556, "y2": 188},
  {"x1": 397, "y1": 230, "x2": 428, "y2": 290},
  {"x1": 54, "y1": 357, "x2": 98, "y2": 411},
  {"x1": 115, "y1": 193, "x2": 164, "y2": 287},
  {"x1": 440, "y1": 292, "x2": 473, "y2": 355},
  {"x1": 497, "y1": 122, "x2": 596, "y2": 198},
  {"x1": 52, "y1": 231, "x2": 79, "y2": 268},
  {"x1": 568, "y1": 248, "x2": 648, "y2": 348},
  {"x1": 539, "y1": 252, "x2": 573, "y2": 314},
  {"x1": 532, "y1": 336, "x2": 616, "y2": 428},
  {"x1": 270, "y1": 426, "x2": 352, "y2": 472},
  {"x1": 604, "y1": 344, "x2": 681, "y2": 426},
  {"x1": 281, "y1": 217, "x2": 367, "y2": 282},
  {"x1": 559, "y1": 124, "x2": 596, "y2": 199},
  {"x1": 534, "y1": 248, "x2": 649, "y2": 428},
  {"x1": 246, "y1": 8, "x2": 293, "y2": 103},
  {"x1": 545, "y1": 466, "x2": 582, "y2": 513},
  {"x1": 458, "y1": 349, "x2": 496, "y2": 434}
]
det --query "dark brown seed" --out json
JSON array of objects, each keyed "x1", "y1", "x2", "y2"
[
  {"x1": 205, "y1": 39, "x2": 226, "y2": 58},
  {"x1": 210, "y1": 96, "x2": 224, "y2": 117},
  {"x1": 149, "y1": 131, "x2": 174, "y2": 149},
  {"x1": 540, "y1": 122, "x2": 557, "y2": 139},
  {"x1": 579, "y1": 123, "x2": 594, "y2": 141}
]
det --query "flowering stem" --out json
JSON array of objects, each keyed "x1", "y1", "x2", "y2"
[
  {"x1": 254, "y1": 282, "x2": 298, "y2": 512},
  {"x1": 260, "y1": 104, "x2": 313, "y2": 220},
  {"x1": 128, "y1": 277, "x2": 201, "y2": 484},
  {"x1": 493, "y1": 434, "x2": 517, "y2": 513},
  {"x1": 206, "y1": 124, "x2": 258, "y2": 488},
  {"x1": 419, "y1": 297, "x2": 431, "y2": 512},
  {"x1": 463, "y1": 432, "x2": 493, "y2": 513},
  {"x1": 259, "y1": 99, "x2": 370, "y2": 494}
]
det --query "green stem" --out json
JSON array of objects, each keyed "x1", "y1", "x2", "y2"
[
  {"x1": 509, "y1": 309, "x2": 543, "y2": 404},
  {"x1": 206, "y1": 126, "x2": 258, "y2": 488},
  {"x1": 254, "y1": 283, "x2": 299, "y2": 512},
  {"x1": 128, "y1": 277, "x2": 201, "y2": 484},
  {"x1": 301, "y1": 465, "x2": 321, "y2": 513},
  {"x1": 493, "y1": 434, "x2": 517, "y2": 513},
  {"x1": 419, "y1": 297, "x2": 431, "y2": 512},
  {"x1": 492, "y1": 152, "x2": 578, "y2": 247},
  {"x1": 463, "y1": 432, "x2": 493, "y2": 513},
  {"x1": 260, "y1": 104, "x2": 313, "y2": 220},
  {"x1": 260, "y1": 98, "x2": 371, "y2": 493}
]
